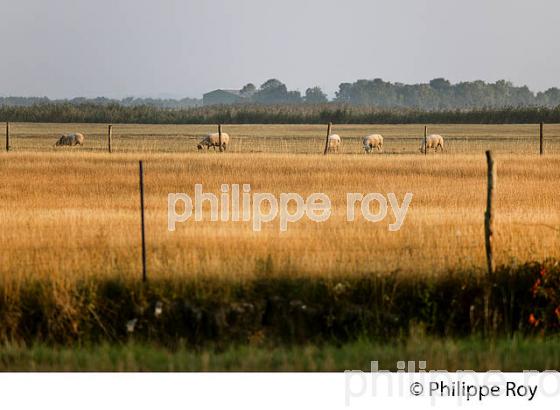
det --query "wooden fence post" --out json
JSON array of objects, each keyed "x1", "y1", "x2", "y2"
[
  {"x1": 108, "y1": 125, "x2": 113, "y2": 153},
  {"x1": 5, "y1": 122, "x2": 10, "y2": 152},
  {"x1": 139, "y1": 160, "x2": 147, "y2": 282},
  {"x1": 218, "y1": 124, "x2": 223, "y2": 152},
  {"x1": 323, "y1": 122, "x2": 332, "y2": 155},
  {"x1": 484, "y1": 151, "x2": 495, "y2": 278},
  {"x1": 540, "y1": 122, "x2": 544, "y2": 155},
  {"x1": 423, "y1": 125, "x2": 428, "y2": 156}
]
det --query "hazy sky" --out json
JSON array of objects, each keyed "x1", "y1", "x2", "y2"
[{"x1": 1, "y1": 0, "x2": 559, "y2": 98}]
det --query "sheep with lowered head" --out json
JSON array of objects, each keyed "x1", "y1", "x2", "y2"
[
  {"x1": 197, "y1": 132, "x2": 230, "y2": 151},
  {"x1": 420, "y1": 134, "x2": 444, "y2": 153},
  {"x1": 54, "y1": 133, "x2": 85, "y2": 147},
  {"x1": 363, "y1": 134, "x2": 384, "y2": 153}
]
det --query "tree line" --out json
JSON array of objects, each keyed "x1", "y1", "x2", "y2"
[
  {"x1": 5, "y1": 78, "x2": 560, "y2": 109},
  {"x1": 0, "y1": 96, "x2": 201, "y2": 108},
  {"x1": 335, "y1": 78, "x2": 560, "y2": 109},
  {"x1": 233, "y1": 78, "x2": 560, "y2": 108},
  {"x1": 2, "y1": 102, "x2": 560, "y2": 124}
]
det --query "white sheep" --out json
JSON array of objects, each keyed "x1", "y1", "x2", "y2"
[
  {"x1": 54, "y1": 133, "x2": 85, "y2": 147},
  {"x1": 420, "y1": 134, "x2": 444, "y2": 153},
  {"x1": 363, "y1": 134, "x2": 384, "y2": 153},
  {"x1": 326, "y1": 134, "x2": 341, "y2": 153},
  {"x1": 197, "y1": 132, "x2": 230, "y2": 151}
]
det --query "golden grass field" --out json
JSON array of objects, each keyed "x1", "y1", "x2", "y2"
[{"x1": 0, "y1": 123, "x2": 559, "y2": 282}]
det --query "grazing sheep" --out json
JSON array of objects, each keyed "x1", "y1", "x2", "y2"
[
  {"x1": 363, "y1": 134, "x2": 384, "y2": 153},
  {"x1": 197, "y1": 132, "x2": 230, "y2": 151},
  {"x1": 420, "y1": 134, "x2": 444, "y2": 153},
  {"x1": 54, "y1": 133, "x2": 85, "y2": 147},
  {"x1": 327, "y1": 134, "x2": 341, "y2": 153}
]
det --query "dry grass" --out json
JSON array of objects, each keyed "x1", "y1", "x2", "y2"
[
  {"x1": 1, "y1": 127, "x2": 559, "y2": 281},
  {"x1": 6, "y1": 122, "x2": 560, "y2": 154}
]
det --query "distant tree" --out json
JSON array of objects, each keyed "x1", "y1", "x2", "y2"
[
  {"x1": 429, "y1": 78, "x2": 451, "y2": 91},
  {"x1": 286, "y1": 90, "x2": 302, "y2": 103},
  {"x1": 304, "y1": 87, "x2": 328, "y2": 103},
  {"x1": 253, "y1": 79, "x2": 302, "y2": 104},
  {"x1": 537, "y1": 88, "x2": 560, "y2": 107},
  {"x1": 335, "y1": 83, "x2": 353, "y2": 103},
  {"x1": 259, "y1": 78, "x2": 284, "y2": 90},
  {"x1": 121, "y1": 97, "x2": 135, "y2": 105},
  {"x1": 240, "y1": 83, "x2": 256, "y2": 95}
]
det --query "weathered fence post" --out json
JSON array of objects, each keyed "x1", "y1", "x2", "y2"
[
  {"x1": 139, "y1": 160, "x2": 147, "y2": 282},
  {"x1": 539, "y1": 122, "x2": 544, "y2": 155},
  {"x1": 5, "y1": 122, "x2": 10, "y2": 152},
  {"x1": 484, "y1": 151, "x2": 495, "y2": 277},
  {"x1": 108, "y1": 125, "x2": 113, "y2": 153},
  {"x1": 218, "y1": 124, "x2": 223, "y2": 152},
  {"x1": 323, "y1": 122, "x2": 332, "y2": 155},
  {"x1": 423, "y1": 125, "x2": 428, "y2": 156}
]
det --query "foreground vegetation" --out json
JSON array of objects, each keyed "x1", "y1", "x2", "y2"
[
  {"x1": 3, "y1": 336, "x2": 560, "y2": 371},
  {"x1": 0, "y1": 261, "x2": 558, "y2": 347}
]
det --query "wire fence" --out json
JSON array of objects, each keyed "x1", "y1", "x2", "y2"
[{"x1": 4, "y1": 122, "x2": 560, "y2": 155}]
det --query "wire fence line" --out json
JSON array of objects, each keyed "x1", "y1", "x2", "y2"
[{"x1": 3, "y1": 122, "x2": 560, "y2": 155}]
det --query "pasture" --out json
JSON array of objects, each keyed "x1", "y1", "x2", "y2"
[
  {"x1": 1, "y1": 123, "x2": 559, "y2": 279},
  {"x1": 0, "y1": 123, "x2": 559, "y2": 370},
  {"x1": 5, "y1": 122, "x2": 560, "y2": 154}
]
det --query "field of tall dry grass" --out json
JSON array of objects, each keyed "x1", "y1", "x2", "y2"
[{"x1": 1, "y1": 123, "x2": 559, "y2": 282}]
